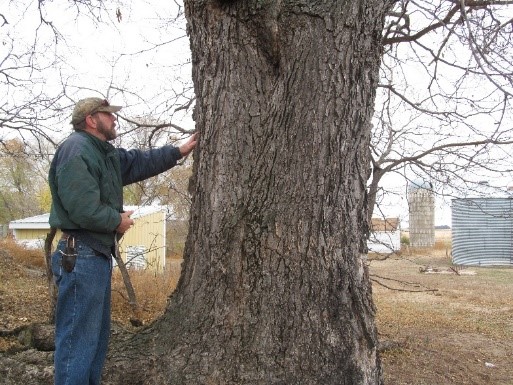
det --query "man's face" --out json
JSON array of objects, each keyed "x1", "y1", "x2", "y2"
[{"x1": 93, "y1": 112, "x2": 117, "y2": 141}]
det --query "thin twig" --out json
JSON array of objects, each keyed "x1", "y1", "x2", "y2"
[{"x1": 371, "y1": 277, "x2": 439, "y2": 293}]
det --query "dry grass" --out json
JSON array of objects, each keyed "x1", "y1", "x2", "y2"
[
  {"x1": 0, "y1": 238, "x2": 182, "y2": 332},
  {"x1": 111, "y1": 259, "x2": 182, "y2": 327},
  {"x1": 0, "y1": 238, "x2": 46, "y2": 269},
  {"x1": 2, "y1": 236, "x2": 513, "y2": 384},
  {"x1": 372, "y1": 247, "x2": 513, "y2": 385},
  {"x1": 0, "y1": 240, "x2": 50, "y2": 351}
]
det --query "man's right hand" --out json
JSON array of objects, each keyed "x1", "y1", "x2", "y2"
[
  {"x1": 116, "y1": 210, "x2": 134, "y2": 233},
  {"x1": 179, "y1": 132, "x2": 198, "y2": 157}
]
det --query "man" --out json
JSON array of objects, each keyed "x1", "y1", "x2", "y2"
[{"x1": 48, "y1": 97, "x2": 197, "y2": 385}]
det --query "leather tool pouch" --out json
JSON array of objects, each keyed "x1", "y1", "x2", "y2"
[{"x1": 60, "y1": 236, "x2": 77, "y2": 273}]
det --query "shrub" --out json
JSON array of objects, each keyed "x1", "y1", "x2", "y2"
[
  {"x1": 400, "y1": 234, "x2": 410, "y2": 245},
  {"x1": 0, "y1": 238, "x2": 46, "y2": 269}
]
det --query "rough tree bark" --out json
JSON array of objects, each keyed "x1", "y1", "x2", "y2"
[
  {"x1": 150, "y1": 0, "x2": 390, "y2": 383},
  {"x1": 0, "y1": 1, "x2": 392, "y2": 384}
]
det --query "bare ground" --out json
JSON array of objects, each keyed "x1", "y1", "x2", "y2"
[
  {"x1": 1, "y1": 244, "x2": 512, "y2": 384},
  {"x1": 371, "y1": 248, "x2": 513, "y2": 385}
]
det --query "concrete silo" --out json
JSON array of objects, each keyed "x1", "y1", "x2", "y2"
[{"x1": 408, "y1": 181, "x2": 435, "y2": 247}]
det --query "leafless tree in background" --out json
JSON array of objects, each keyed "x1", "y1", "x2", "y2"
[
  {"x1": 0, "y1": 139, "x2": 48, "y2": 222},
  {"x1": 0, "y1": 0, "x2": 193, "y2": 152},
  {"x1": 369, "y1": 1, "x2": 513, "y2": 222},
  {"x1": 0, "y1": 0, "x2": 195, "y2": 225},
  {"x1": 3, "y1": 1, "x2": 513, "y2": 226},
  {"x1": 1, "y1": 1, "x2": 513, "y2": 383}
]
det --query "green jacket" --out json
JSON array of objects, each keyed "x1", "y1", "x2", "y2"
[{"x1": 49, "y1": 131, "x2": 183, "y2": 252}]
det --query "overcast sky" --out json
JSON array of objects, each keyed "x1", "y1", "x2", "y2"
[
  {"x1": 4, "y1": 1, "x2": 513, "y2": 227},
  {"x1": 3, "y1": 0, "x2": 194, "y2": 142}
]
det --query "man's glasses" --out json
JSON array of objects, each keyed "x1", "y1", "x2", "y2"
[{"x1": 89, "y1": 99, "x2": 110, "y2": 116}]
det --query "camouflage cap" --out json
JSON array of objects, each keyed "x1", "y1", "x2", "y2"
[{"x1": 70, "y1": 97, "x2": 122, "y2": 125}]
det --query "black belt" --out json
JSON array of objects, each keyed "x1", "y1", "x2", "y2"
[{"x1": 60, "y1": 232, "x2": 105, "y2": 257}]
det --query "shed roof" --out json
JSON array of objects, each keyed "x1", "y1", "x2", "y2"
[
  {"x1": 9, "y1": 205, "x2": 171, "y2": 230},
  {"x1": 9, "y1": 213, "x2": 51, "y2": 230},
  {"x1": 370, "y1": 217, "x2": 400, "y2": 232}
]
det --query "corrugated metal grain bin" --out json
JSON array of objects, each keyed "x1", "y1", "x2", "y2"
[{"x1": 452, "y1": 198, "x2": 513, "y2": 266}]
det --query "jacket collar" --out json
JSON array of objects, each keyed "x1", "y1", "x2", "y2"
[{"x1": 75, "y1": 130, "x2": 116, "y2": 154}]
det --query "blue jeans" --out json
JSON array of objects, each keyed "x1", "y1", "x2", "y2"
[{"x1": 52, "y1": 239, "x2": 112, "y2": 385}]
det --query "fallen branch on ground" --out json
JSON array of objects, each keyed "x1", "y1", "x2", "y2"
[{"x1": 370, "y1": 274, "x2": 439, "y2": 293}]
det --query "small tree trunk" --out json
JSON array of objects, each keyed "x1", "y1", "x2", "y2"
[
  {"x1": 44, "y1": 228, "x2": 57, "y2": 324},
  {"x1": 114, "y1": 243, "x2": 141, "y2": 325}
]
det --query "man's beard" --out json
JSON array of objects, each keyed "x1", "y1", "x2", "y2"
[{"x1": 97, "y1": 119, "x2": 117, "y2": 141}]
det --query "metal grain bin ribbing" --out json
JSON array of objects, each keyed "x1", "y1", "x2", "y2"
[{"x1": 452, "y1": 198, "x2": 513, "y2": 266}]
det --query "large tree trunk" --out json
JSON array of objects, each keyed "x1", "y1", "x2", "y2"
[
  {"x1": 0, "y1": 1, "x2": 391, "y2": 384},
  {"x1": 153, "y1": 1, "x2": 390, "y2": 383}
]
